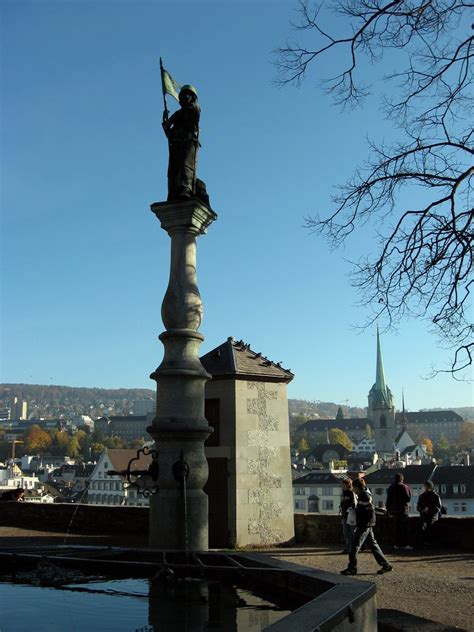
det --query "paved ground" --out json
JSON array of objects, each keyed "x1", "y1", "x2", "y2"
[
  {"x1": 270, "y1": 545, "x2": 474, "y2": 631},
  {"x1": 1, "y1": 528, "x2": 472, "y2": 630}
]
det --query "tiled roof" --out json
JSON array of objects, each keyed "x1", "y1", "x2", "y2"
[
  {"x1": 395, "y1": 411, "x2": 463, "y2": 423},
  {"x1": 365, "y1": 464, "x2": 436, "y2": 485},
  {"x1": 433, "y1": 465, "x2": 474, "y2": 485},
  {"x1": 200, "y1": 337, "x2": 294, "y2": 382},
  {"x1": 310, "y1": 444, "x2": 351, "y2": 460},
  {"x1": 292, "y1": 471, "x2": 347, "y2": 485},
  {"x1": 97, "y1": 416, "x2": 147, "y2": 422},
  {"x1": 106, "y1": 449, "x2": 153, "y2": 476},
  {"x1": 302, "y1": 418, "x2": 370, "y2": 432},
  {"x1": 400, "y1": 444, "x2": 420, "y2": 455}
]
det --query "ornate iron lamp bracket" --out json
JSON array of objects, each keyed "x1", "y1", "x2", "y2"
[{"x1": 107, "y1": 445, "x2": 159, "y2": 497}]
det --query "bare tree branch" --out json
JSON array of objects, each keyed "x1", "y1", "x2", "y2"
[{"x1": 276, "y1": 0, "x2": 473, "y2": 376}]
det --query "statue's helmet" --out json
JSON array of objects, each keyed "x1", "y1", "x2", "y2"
[{"x1": 179, "y1": 84, "x2": 198, "y2": 99}]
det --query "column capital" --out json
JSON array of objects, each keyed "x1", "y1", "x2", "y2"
[{"x1": 151, "y1": 198, "x2": 218, "y2": 236}]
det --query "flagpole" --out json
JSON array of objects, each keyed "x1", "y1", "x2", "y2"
[{"x1": 159, "y1": 57, "x2": 170, "y2": 123}]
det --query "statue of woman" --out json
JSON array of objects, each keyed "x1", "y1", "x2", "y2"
[{"x1": 162, "y1": 84, "x2": 203, "y2": 202}]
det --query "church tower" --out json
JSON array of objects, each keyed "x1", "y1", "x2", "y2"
[{"x1": 367, "y1": 327, "x2": 396, "y2": 454}]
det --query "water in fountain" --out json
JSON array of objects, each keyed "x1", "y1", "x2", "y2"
[{"x1": 63, "y1": 484, "x2": 90, "y2": 545}]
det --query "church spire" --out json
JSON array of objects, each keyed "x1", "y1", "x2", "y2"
[
  {"x1": 375, "y1": 324, "x2": 387, "y2": 395},
  {"x1": 401, "y1": 388, "x2": 408, "y2": 429}
]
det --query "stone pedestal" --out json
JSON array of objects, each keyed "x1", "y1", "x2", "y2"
[{"x1": 148, "y1": 198, "x2": 217, "y2": 551}]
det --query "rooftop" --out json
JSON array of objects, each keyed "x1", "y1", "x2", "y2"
[{"x1": 200, "y1": 337, "x2": 294, "y2": 382}]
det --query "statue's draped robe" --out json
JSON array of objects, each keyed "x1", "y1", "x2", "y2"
[{"x1": 167, "y1": 102, "x2": 200, "y2": 201}]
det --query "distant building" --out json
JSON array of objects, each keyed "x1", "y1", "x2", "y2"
[
  {"x1": 309, "y1": 443, "x2": 351, "y2": 465},
  {"x1": 352, "y1": 436, "x2": 376, "y2": 453},
  {"x1": 94, "y1": 414, "x2": 152, "y2": 442},
  {"x1": 87, "y1": 448, "x2": 152, "y2": 507},
  {"x1": 299, "y1": 329, "x2": 463, "y2": 453},
  {"x1": 292, "y1": 470, "x2": 348, "y2": 514},
  {"x1": 11, "y1": 398, "x2": 28, "y2": 420},
  {"x1": 432, "y1": 465, "x2": 474, "y2": 515},
  {"x1": 70, "y1": 415, "x2": 94, "y2": 431},
  {"x1": 394, "y1": 410, "x2": 464, "y2": 443},
  {"x1": 132, "y1": 398, "x2": 155, "y2": 416}
]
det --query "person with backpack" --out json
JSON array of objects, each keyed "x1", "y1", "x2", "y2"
[
  {"x1": 417, "y1": 480, "x2": 442, "y2": 546},
  {"x1": 341, "y1": 478, "x2": 393, "y2": 576},
  {"x1": 386, "y1": 472, "x2": 412, "y2": 549}
]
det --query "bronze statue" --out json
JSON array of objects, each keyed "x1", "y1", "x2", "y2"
[{"x1": 161, "y1": 75, "x2": 210, "y2": 206}]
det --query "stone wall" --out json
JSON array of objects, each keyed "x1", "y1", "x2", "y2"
[
  {"x1": 1, "y1": 503, "x2": 472, "y2": 551},
  {"x1": 294, "y1": 513, "x2": 474, "y2": 551},
  {"x1": 0, "y1": 502, "x2": 148, "y2": 537}
]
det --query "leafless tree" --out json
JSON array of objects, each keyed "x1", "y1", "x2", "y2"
[{"x1": 275, "y1": 0, "x2": 473, "y2": 376}]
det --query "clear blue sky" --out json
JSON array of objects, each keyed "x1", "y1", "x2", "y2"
[{"x1": 1, "y1": 0, "x2": 472, "y2": 410}]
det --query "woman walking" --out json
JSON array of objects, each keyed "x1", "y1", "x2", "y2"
[
  {"x1": 341, "y1": 478, "x2": 393, "y2": 576},
  {"x1": 340, "y1": 478, "x2": 357, "y2": 554}
]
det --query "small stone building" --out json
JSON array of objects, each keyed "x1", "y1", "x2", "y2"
[{"x1": 200, "y1": 337, "x2": 295, "y2": 547}]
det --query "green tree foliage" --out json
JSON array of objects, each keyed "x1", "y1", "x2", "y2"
[
  {"x1": 328, "y1": 428, "x2": 352, "y2": 451},
  {"x1": 456, "y1": 422, "x2": 474, "y2": 450},
  {"x1": 297, "y1": 436, "x2": 310, "y2": 454},
  {"x1": 434, "y1": 434, "x2": 451, "y2": 460}
]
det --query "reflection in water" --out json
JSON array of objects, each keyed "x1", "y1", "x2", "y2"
[
  {"x1": 148, "y1": 576, "x2": 291, "y2": 631},
  {"x1": 0, "y1": 574, "x2": 290, "y2": 632}
]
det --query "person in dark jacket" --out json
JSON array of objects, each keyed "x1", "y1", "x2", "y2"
[
  {"x1": 417, "y1": 481, "x2": 442, "y2": 545},
  {"x1": 386, "y1": 472, "x2": 412, "y2": 549},
  {"x1": 340, "y1": 478, "x2": 357, "y2": 553},
  {"x1": 341, "y1": 478, "x2": 393, "y2": 576}
]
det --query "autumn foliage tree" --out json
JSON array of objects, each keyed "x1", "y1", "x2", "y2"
[
  {"x1": 329, "y1": 427, "x2": 353, "y2": 450},
  {"x1": 23, "y1": 424, "x2": 52, "y2": 453},
  {"x1": 420, "y1": 436, "x2": 433, "y2": 455},
  {"x1": 276, "y1": 1, "x2": 473, "y2": 375}
]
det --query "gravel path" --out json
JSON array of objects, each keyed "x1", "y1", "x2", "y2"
[{"x1": 271, "y1": 545, "x2": 474, "y2": 631}]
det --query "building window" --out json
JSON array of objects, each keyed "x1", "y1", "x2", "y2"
[
  {"x1": 461, "y1": 502, "x2": 467, "y2": 512},
  {"x1": 453, "y1": 485, "x2": 458, "y2": 494},
  {"x1": 205, "y1": 399, "x2": 220, "y2": 447},
  {"x1": 322, "y1": 500, "x2": 334, "y2": 511},
  {"x1": 375, "y1": 488, "x2": 383, "y2": 496},
  {"x1": 308, "y1": 496, "x2": 319, "y2": 513},
  {"x1": 295, "y1": 499, "x2": 306, "y2": 510},
  {"x1": 453, "y1": 502, "x2": 460, "y2": 513},
  {"x1": 295, "y1": 488, "x2": 306, "y2": 496},
  {"x1": 441, "y1": 485, "x2": 446, "y2": 494},
  {"x1": 380, "y1": 414, "x2": 387, "y2": 429},
  {"x1": 461, "y1": 485, "x2": 466, "y2": 493},
  {"x1": 322, "y1": 487, "x2": 333, "y2": 495}
]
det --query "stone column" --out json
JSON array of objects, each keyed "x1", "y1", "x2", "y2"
[{"x1": 148, "y1": 198, "x2": 217, "y2": 550}]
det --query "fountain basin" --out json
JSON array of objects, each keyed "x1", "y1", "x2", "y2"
[{"x1": 0, "y1": 547, "x2": 377, "y2": 631}]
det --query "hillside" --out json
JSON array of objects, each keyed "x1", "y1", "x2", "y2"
[
  {"x1": 0, "y1": 384, "x2": 155, "y2": 419},
  {"x1": 1, "y1": 384, "x2": 470, "y2": 423}
]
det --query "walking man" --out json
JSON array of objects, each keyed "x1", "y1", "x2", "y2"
[
  {"x1": 386, "y1": 472, "x2": 412, "y2": 549},
  {"x1": 341, "y1": 478, "x2": 393, "y2": 576}
]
